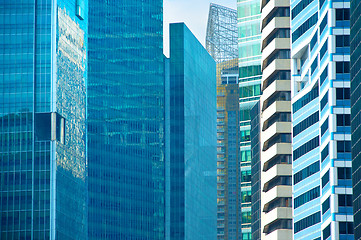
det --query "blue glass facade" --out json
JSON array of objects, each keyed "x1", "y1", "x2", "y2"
[
  {"x1": 168, "y1": 23, "x2": 217, "y2": 239},
  {"x1": 291, "y1": 0, "x2": 353, "y2": 239},
  {"x1": 87, "y1": 0, "x2": 165, "y2": 239},
  {"x1": 237, "y1": 0, "x2": 262, "y2": 238},
  {"x1": 0, "y1": 0, "x2": 88, "y2": 239}
]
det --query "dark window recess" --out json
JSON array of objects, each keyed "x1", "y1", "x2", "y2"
[
  {"x1": 264, "y1": 50, "x2": 291, "y2": 67},
  {"x1": 336, "y1": 9, "x2": 350, "y2": 21},
  {"x1": 293, "y1": 111, "x2": 319, "y2": 137},
  {"x1": 263, "y1": 7, "x2": 290, "y2": 26},
  {"x1": 263, "y1": 133, "x2": 292, "y2": 151},
  {"x1": 322, "y1": 170, "x2": 329, "y2": 188},
  {"x1": 263, "y1": 70, "x2": 291, "y2": 89},
  {"x1": 320, "y1": 66, "x2": 328, "y2": 86},
  {"x1": 293, "y1": 85, "x2": 319, "y2": 113},
  {"x1": 320, "y1": 15, "x2": 327, "y2": 33},
  {"x1": 263, "y1": 176, "x2": 291, "y2": 192},
  {"x1": 336, "y1": 35, "x2": 350, "y2": 47},
  {"x1": 321, "y1": 118, "x2": 328, "y2": 136},
  {"x1": 292, "y1": 13, "x2": 318, "y2": 43},
  {"x1": 339, "y1": 222, "x2": 354, "y2": 234},
  {"x1": 337, "y1": 140, "x2": 351, "y2": 153},
  {"x1": 336, "y1": 88, "x2": 351, "y2": 99},
  {"x1": 34, "y1": 112, "x2": 65, "y2": 142},
  {"x1": 293, "y1": 136, "x2": 319, "y2": 161},
  {"x1": 265, "y1": 197, "x2": 292, "y2": 213},
  {"x1": 320, "y1": 40, "x2": 328, "y2": 60},
  {"x1": 336, "y1": 61, "x2": 350, "y2": 74},
  {"x1": 311, "y1": 58, "x2": 318, "y2": 74},
  {"x1": 265, "y1": 29, "x2": 291, "y2": 46},
  {"x1": 264, "y1": 155, "x2": 292, "y2": 171},
  {"x1": 310, "y1": 33, "x2": 318, "y2": 51},
  {"x1": 292, "y1": 0, "x2": 313, "y2": 20},
  {"x1": 338, "y1": 167, "x2": 351, "y2": 179},
  {"x1": 263, "y1": 112, "x2": 291, "y2": 130},
  {"x1": 294, "y1": 211, "x2": 321, "y2": 233},
  {"x1": 336, "y1": 114, "x2": 351, "y2": 126},
  {"x1": 321, "y1": 144, "x2": 329, "y2": 162},
  {"x1": 294, "y1": 161, "x2": 320, "y2": 185},
  {"x1": 35, "y1": 113, "x2": 52, "y2": 140},
  {"x1": 294, "y1": 186, "x2": 320, "y2": 209},
  {"x1": 320, "y1": 92, "x2": 328, "y2": 110},
  {"x1": 264, "y1": 219, "x2": 292, "y2": 234},
  {"x1": 338, "y1": 194, "x2": 353, "y2": 207},
  {"x1": 322, "y1": 197, "x2": 330, "y2": 214},
  {"x1": 323, "y1": 224, "x2": 331, "y2": 239}
]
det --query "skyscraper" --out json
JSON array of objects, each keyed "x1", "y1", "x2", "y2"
[
  {"x1": 206, "y1": 4, "x2": 240, "y2": 239},
  {"x1": 291, "y1": 1, "x2": 353, "y2": 239},
  {"x1": 260, "y1": 0, "x2": 293, "y2": 239},
  {"x1": 87, "y1": 1, "x2": 165, "y2": 239},
  {"x1": 215, "y1": 59, "x2": 240, "y2": 240},
  {"x1": 0, "y1": 0, "x2": 88, "y2": 239},
  {"x1": 237, "y1": 0, "x2": 262, "y2": 238},
  {"x1": 350, "y1": 0, "x2": 361, "y2": 238},
  {"x1": 168, "y1": 22, "x2": 217, "y2": 240}
]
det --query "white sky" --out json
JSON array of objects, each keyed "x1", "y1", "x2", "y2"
[{"x1": 163, "y1": 0, "x2": 237, "y2": 57}]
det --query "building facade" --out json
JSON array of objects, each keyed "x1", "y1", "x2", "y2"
[
  {"x1": 0, "y1": 0, "x2": 88, "y2": 239},
  {"x1": 291, "y1": 0, "x2": 353, "y2": 239},
  {"x1": 260, "y1": 0, "x2": 293, "y2": 239},
  {"x1": 250, "y1": 101, "x2": 261, "y2": 240},
  {"x1": 237, "y1": 0, "x2": 262, "y2": 238},
  {"x1": 350, "y1": 0, "x2": 361, "y2": 238},
  {"x1": 168, "y1": 23, "x2": 217, "y2": 240},
  {"x1": 87, "y1": 1, "x2": 165, "y2": 239},
  {"x1": 206, "y1": 5, "x2": 240, "y2": 239},
  {"x1": 215, "y1": 59, "x2": 241, "y2": 240}
]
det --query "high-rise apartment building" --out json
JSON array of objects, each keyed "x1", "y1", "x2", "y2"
[
  {"x1": 87, "y1": 1, "x2": 165, "y2": 239},
  {"x1": 237, "y1": 0, "x2": 262, "y2": 238},
  {"x1": 291, "y1": 1, "x2": 353, "y2": 239},
  {"x1": 167, "y1": 22, "x2": 217, "y2": 240},
  {"x1": 0, "y1": 0, "x2": 88, "y2": 239},
  {"x1": 351, "y1": 0, "x2": 361, "y2": 238},
  {"x1": 260, "y1": 0, "x2": 293, "y2": 239},
  {"x1": 206, "y1": 4, "x2": 240, "y2": 239}
]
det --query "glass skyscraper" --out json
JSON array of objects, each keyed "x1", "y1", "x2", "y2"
[
  {"x1": 291, "y1": 0, "x2": 353, "y2": 239},
  {"x1": 87, "y1": 0, "x2": 165, "y2": 239},
  {"x1": 0, "y1": 0, "x2": 88, "y2": 239},
  {"x1": 237, "y1": 0, "x2": 262, "y2": 239},
  {"x1": 168, "y1": 22, "x2": 217, "y2": 240},
  {"x1": 205, "y1": 5, "x2": 240, "y2": 239}
]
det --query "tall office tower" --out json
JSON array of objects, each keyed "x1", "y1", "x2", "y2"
[
  {"x1": 168, "y1": 23, "x2": 217, "y2": 240},
  {"x1": 259, "y1": 0, "x2": 293, "y2": 239},
  {"x1": 351, "y1": 0, "x2": 361, "y2": 238},
  {"x1": 291, "y1": 1, "x2": 353, "y2": 239},
  {"x1": 0, "y1": 0, "x2": 88, "y2": 239},
  {"x1": 206, "y1": 4, "x2": 240, "y2": 239},
  {"x1": 215, "y1": 59, "x2": 240, "y2": 240},
  {"x1": 87, "y1": 1, "x2": 165, "y2": 239},
  {"x1": 237, "y1": 0, "x2": 262, "y2": 239},
  {"x1": 250, "y1": 101, "x2": 261, "y2": 240}
]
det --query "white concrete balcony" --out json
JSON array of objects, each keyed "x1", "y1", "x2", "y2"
[
  {"x1": 261, "y1": 80, "x2": 291, "y2": 106},
  {"x1": 261, "y1": 142, "x2": 292, "y2": 170}
]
